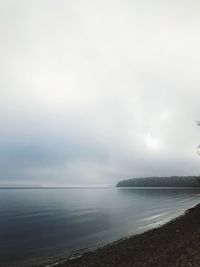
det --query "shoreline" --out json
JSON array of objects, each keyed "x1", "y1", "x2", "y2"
[{"x1": 41, "y1": 202, "x2": 200, "y2": 267}]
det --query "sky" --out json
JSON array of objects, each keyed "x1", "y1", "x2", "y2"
[{"x1": 1, "y1": 0, "x2": 200, "y2": 186}]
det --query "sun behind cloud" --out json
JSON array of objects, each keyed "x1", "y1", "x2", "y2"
[{"x1": 143, "y1": 133, "x2": 161, "y2": 150}]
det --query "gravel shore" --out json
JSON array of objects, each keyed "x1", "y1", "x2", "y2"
[{"x1": 52, "y1": 203, "x2": 200, "y2": 267}]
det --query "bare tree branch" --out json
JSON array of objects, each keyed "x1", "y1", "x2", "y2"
[{"x1": 197, "y1": 121, "x2": 200, "y2": 155}]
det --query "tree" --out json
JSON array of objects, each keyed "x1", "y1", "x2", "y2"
[{"x1": 196, "y1": 121, "x2": 200, "y2": 155}]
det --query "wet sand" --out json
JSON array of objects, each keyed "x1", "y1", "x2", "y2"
[{"x1": 48, "y1": 203, "x2": 200, "y2": 267}]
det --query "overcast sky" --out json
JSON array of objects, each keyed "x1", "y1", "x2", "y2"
[{"x1": 1, "y1": 0, "x2": 200, "y2": 186}]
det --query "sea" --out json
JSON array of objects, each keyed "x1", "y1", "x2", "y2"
[{"x1": 0, "y1": 187, "x2": 200, "y2": 266}]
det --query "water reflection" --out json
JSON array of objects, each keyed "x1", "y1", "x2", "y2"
[
  {"x1": 0, "y1": 188, "x2": 199, "y2": 266},
  {"x1": 117, "y1": 187, "x2": 200, "y2": 198}
]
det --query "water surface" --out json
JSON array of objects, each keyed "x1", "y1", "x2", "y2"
[{"x1": 0, "y1": 188, "x2": 200, "y2": 266}]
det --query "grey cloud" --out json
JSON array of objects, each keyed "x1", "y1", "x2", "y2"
[{"x1": 1, "y1": 0, "x2": 200, "y2": 185}]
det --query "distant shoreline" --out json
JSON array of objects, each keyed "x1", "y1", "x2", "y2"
[
  {"x1": 42, "y1": 202, "x2": 200, "y2": 267},
  {"x1": 1, "y1": 186, "x2": 200, "y2": 190},
  {"x1": 0, "y1": 186, "x2": 114, "y2": 189},
  {"x1": 116, "y1": 176, "x2": 200, "y2": 188}
]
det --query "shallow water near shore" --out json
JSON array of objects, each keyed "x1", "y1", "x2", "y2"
[{"x1": 1, "y1": 188, "x2": 200, "y2": 266}]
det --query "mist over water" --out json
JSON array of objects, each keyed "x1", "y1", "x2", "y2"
[
  {"x1": 1, "y1": 188, "x2": 200, "y2": 266},
  {"x1": 1, "y1": 1, "x2": 200, "y2": 266}
]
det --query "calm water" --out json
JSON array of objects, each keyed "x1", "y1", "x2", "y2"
[{"x1": 0, "y1": 188, "x2": 200, "y2": 266}]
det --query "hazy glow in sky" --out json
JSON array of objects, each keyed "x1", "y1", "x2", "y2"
[{"x1": 1, "y1": 0, "x2": 200, "y2": 186}]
